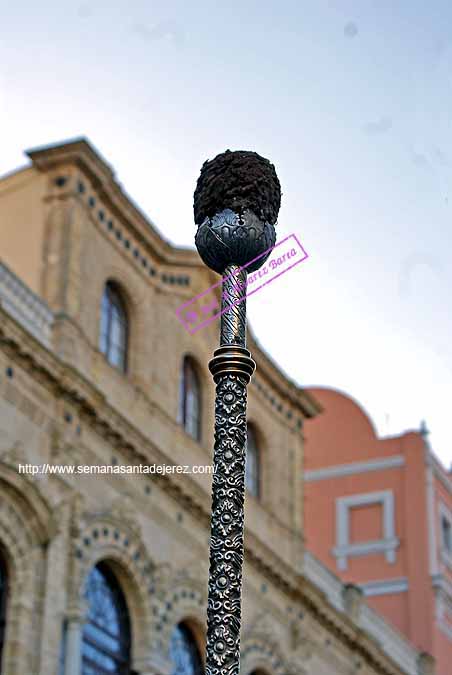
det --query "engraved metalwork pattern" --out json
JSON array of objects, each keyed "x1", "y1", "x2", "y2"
[
  {"x1": 204, "y1": 246, "x2": 255, "y2": 675},
  {"x1": 221, "y1": 264, "x2": 247, "y2": 348},
  {"x1": 195, "y1": 209, "x2": 276, "y2": 274},
  {"x1": 205, "y1": 372, "x2": 248, "y2": 675}
]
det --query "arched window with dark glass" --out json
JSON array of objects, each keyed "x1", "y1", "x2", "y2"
[
  {"x1": 0, "y1": 548, "x2": 8, "y2": 673},
  {"x1": 169, "y1": 622, "x2": 203, "y2": 675},
  {"x1": 246, "y1": 424, "x2": 260, "y2": 498},
  {"x1": 100, "y1": 281, "x2": 129, "y2": 373},
  {"x1": 82, "y1": 562, "x2": 131, "y2": 675},
  {"x1": 179, "y1": 357, "x2": 201, "y2": 441}
]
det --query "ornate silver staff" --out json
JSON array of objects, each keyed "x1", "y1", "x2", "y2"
[{"x1": 194, "y1": 150, "x2": 281, "y2": 675}]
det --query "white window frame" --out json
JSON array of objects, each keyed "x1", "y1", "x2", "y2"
[
  {"x1": 439, "y1": 501, "x2": 452, "y2": 570},
  {"x1": 433, "y1": 574, "x2": 452, "y2": 641},
  {"x1": 333, "y1": 490, "x2": 399, "y2": 571}
]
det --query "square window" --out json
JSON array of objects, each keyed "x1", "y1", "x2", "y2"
[{"x1": 333, "y1": 490, "x2": 398, "y2": 571}]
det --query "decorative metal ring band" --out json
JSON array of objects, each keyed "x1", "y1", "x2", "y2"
[
  {"x1": 208, "y1": 346, "x2": 256, "y2": 384},
  {"x1": 195, "y1": 209, "x2": 276, "y2": 274}
]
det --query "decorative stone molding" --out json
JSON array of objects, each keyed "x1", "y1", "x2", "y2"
[
  {"x1": 149, "y1": 568, "x2": 207, "y2": 660},
  {"x1": 1, "y1": 440, "x2": 28, "y2": 466},
  {"x1": 0, "y1": 466, "x2": 55, "y2": 675},
  {"x1": 50, "y1": 439, "x2": 86, "y2": 474},
  {"x1": 109, "y1": 494, "x2": 143, "y2": 538},
  {"x1": 240, "y1": 633, "x2": 297, "y2": 675},
  {"x1": 70, "y1": 514, "x2": 154, "y2": 600},
  {"x1": 0, "y1": 460, "x2": 57, "y2": 543},
  {"x1": 305, "y1": 455, "x2": 405, "y2": 482},
  {"x1": 243, "y1": 610, "x2": 288, "y2": 655},
  {"x1": 68, "y1": 506, "x2": 155, "y2": 665},
  {"x1": 333, "y1": 490, "x2": 399, "y2": 571},
  {"x1": 360, "y1": 578, "x2": 409, "y2": 598}
]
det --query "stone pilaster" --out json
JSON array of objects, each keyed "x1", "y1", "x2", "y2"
[{"x1": 63, "y1": 603, "x2": 87, "y2": 675}]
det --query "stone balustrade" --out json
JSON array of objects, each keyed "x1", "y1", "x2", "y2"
[
  {"x1": 304, "y1": 551, "x2": 424, "y2": 674},
  {"x1": 0, "y1": 260, "x2": 53, "y2": 348}
]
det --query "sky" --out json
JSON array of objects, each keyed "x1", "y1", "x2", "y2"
[{"x1": 0, "y1": 0, "x2": 451, "y2": 466}]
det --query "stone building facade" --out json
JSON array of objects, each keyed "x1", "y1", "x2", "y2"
[{"x1": 0, "y1": 139, "x2": 433, "y2": 675}]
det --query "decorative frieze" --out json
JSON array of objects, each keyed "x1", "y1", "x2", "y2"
[{"x1": 68, "y1": 176, "x2": 191, "y2": 288}]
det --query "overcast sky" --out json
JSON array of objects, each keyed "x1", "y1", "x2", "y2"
[{"x1": 1, "y1": 0, "x2": 451, "y2": 466}]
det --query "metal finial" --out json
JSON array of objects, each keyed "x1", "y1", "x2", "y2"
[
  {"x1": 194, "y1": 150, "x2": 281, "y2": 274},
  {"x1": 420, "y1": 419, "x2": 429, "y2": 438}
]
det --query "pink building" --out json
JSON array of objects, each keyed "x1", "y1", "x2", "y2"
[{"x1": 303, "y1": 387, "x2": 452, "y2": 674}]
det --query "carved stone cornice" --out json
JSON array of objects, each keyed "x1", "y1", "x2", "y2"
[
  {"x1": 24, "y1": 138, "x2": 321, "y2": 419},
  {"x1": 26, "y1": 138, "x2": 200, "y2": 267}
]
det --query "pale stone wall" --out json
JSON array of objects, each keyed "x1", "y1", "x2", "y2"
[
  {"x1": 0, "y1": 140, "x2": 430, "y2": 675},
  {"x1": 0, "y1": 166, "x2": 47, "y2": 294}
]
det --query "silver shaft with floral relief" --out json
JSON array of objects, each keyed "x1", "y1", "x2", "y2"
[{"x1": 205, "y1": 264, "x2": 252, "y2": 675}]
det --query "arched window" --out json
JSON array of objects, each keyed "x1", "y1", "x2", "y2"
[
  {"x1": 100, "y1": 281, "x2": 129, "y2": 373},
  {"x1": 169, "y1": 622, "x2": 203, "y2": 675},
  {"x1": 246, "y1": 424, "x2": 260, "y2": 498},
  {"x1": 179, "y1": 357, "x2": 201, "y2": 441},
  {"x1": 82, "y1": 562, "x2": 131, "y2": 675},
  {"x1": 0, "y1": 549, "x2": 8, "y2": 672}
]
